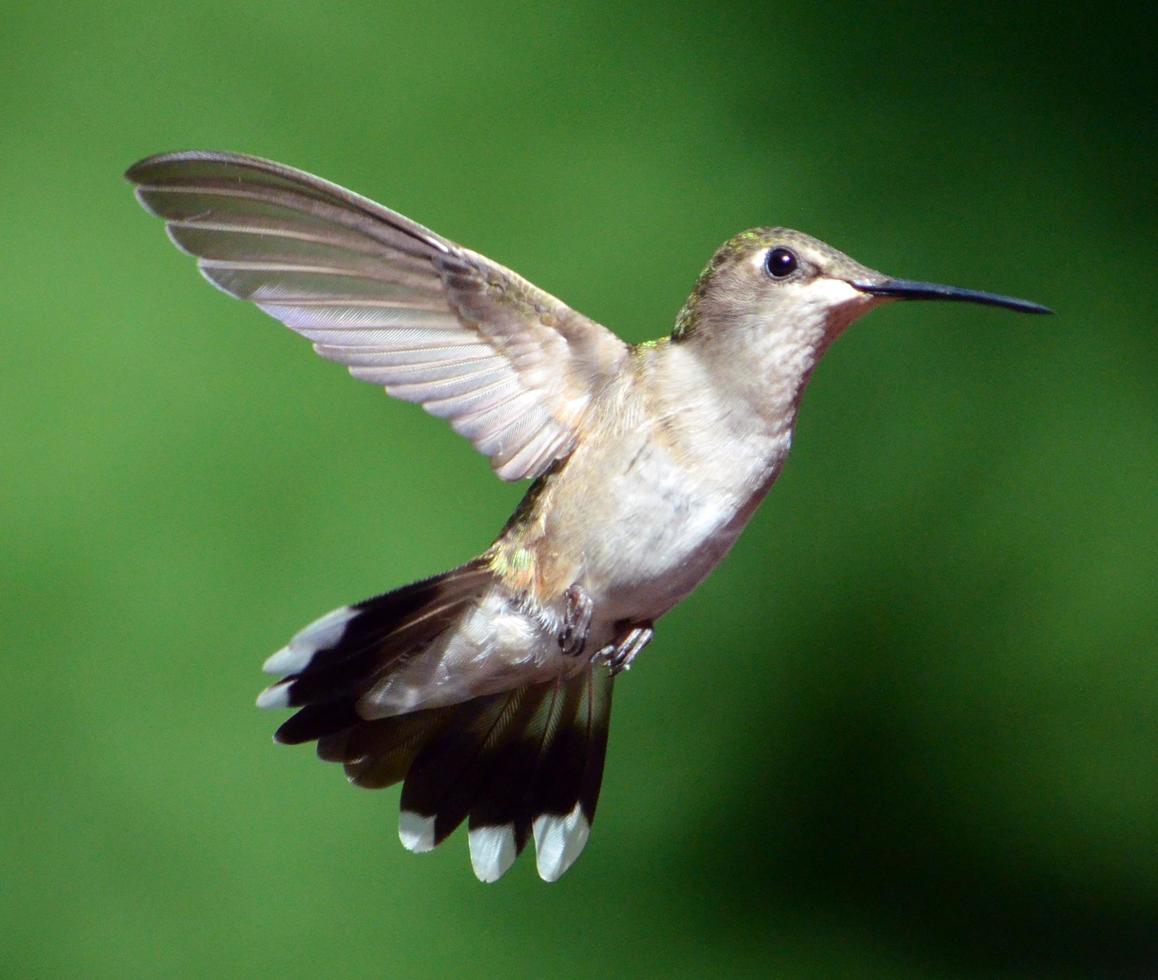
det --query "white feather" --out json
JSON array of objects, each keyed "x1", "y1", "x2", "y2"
[
  {"x1": 262, "y1": 605, "x2": 355, "y2": 675},
  {"x1": 533, "y1": 802, "x2": 590, "y2": 882},
  {"x1": 254, "y1": 681, "x2": 291, "y2": 709},
  {"x1": 468, "y1": 824, "x2": 518, "y2": 883},
  {"x1": 398, "y1": 811, "x2": 436, "y2": 853}
]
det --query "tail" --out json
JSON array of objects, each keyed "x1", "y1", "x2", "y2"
[{"x1": 257, "y1": 558, "x2": 615, "y2": 882}]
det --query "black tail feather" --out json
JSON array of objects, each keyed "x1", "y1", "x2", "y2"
[
  {"x1": 275, "y1": 701, "x2": 362, "y2": 745},
  {"x1": 399, "y1": 666, "x2": 614, "y2": 881},
  {"x1": 401, "y1": 688, "x2": 536, "y2": 848},
  {"x1": 340, "y1": 707, "x2": 458, "y2": 790},
  {"x1": 261, "y1": 558, "x2": 493, "y2": 693}
]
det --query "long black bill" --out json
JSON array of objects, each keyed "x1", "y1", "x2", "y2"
[{"x1": 855, "y1": 278, "x2": 1052, "y2": 315}]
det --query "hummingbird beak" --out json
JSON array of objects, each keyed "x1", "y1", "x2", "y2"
[{"x1": 853, "y1": 277, "x2": 1053, "y2": 315}]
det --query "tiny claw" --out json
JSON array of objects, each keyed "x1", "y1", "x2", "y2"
[
  {"x1": 599, "y1": 623, "x2": 654, "y2": 675},
  {"x1": 559, "y1": 584, "x2": 594, "y2": 657}
]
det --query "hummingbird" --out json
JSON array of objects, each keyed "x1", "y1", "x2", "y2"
[{"x1": 126, "y1": 151, "x2": 1050, "y2": 883}]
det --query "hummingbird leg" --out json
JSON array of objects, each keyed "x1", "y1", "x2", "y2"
[
  {"x1": 598, "y1": 622, "x2": 655, "y2": 675},
  {"x1": 558, "y1": 584, "x2": 594, "y2": 657}
]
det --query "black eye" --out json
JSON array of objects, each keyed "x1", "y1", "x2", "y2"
[{"x1": 765, "y1": 247, "x2": 798, "y2": 278}]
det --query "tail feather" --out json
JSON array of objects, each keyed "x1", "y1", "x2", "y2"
[
  {"x1": 274, "y1": 701, "x2": 362, "y2": 745},
  {"x1": 341, "y1": 707, "x2": 458, "y2": 790},
  {"x1": 466, "y1": 681, "x2": 578, "y2": 870},
  {"x1": 467, "y1": 667, "x2": 614, "y2": 882},
  {"x1": 401, "y1": 687, "x2": 539, "y2": 852},
  {"x1": 531, "y1": 665, "x2": 613, "y2": 880},
  {"x1": 259, "y1": 559, "x2": 616, "y2": 882},
  {"x1": 261, "y1": 558, "x2": 493, "y2": 685}
]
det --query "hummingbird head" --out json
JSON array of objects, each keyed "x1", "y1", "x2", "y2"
[
  {"x1": 672, "y1": 228, "x2": 1050, "y2": 410},
  {"x1": 675, "y1": 227, "x2": 1050, "y2": 345}
]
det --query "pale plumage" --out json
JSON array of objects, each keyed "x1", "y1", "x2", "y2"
[{"x1": 127, "y1": 152, "x2": 627, "y2": 481}]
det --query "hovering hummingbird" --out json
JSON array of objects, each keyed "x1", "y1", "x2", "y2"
[{"x1": 126, "y1": 151, "x2": 1050, "y2": 883}]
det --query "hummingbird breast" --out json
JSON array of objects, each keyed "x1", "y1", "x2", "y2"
[{"x1": 496, "y1": 342, "x2": 793, "y2": 629}]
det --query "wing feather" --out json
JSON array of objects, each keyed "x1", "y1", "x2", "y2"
[{"x1": 127, "y1": 151, "x2": 628, "y2": 480}]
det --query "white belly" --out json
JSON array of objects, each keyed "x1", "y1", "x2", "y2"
[{"x1": 574, "y1": 425, "x2": 787, "y2": 624}]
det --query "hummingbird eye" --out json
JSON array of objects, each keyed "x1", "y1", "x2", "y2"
[{"x1": 764, "y1": 247, "x2": 798, "y2": 279}]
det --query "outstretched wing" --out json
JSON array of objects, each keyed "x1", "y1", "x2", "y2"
[{"x1": 126, "y1": 151, "x2": 628, "y2": 481}]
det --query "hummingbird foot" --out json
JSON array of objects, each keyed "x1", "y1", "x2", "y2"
[
  {"x1": 558, "y1": 584, "x2": 594, "y2": 656},
  {"x1": 598, "y1": 623, "x2": 654, "y2": 675}
]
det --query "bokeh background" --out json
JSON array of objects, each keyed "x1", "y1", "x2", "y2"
[{"x1": 3, "y1": 2, "x2": 1154, "y2": 977}]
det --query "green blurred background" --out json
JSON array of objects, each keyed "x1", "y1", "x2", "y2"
[{"x1": 3, "y1": 2, "x2": 1154, "y2": 977}]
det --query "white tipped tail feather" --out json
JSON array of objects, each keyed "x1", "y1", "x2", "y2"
[
  {"x1": 257, "y1": 558, "x2": 616, "y2": 881},
  {"x1": 398, "y1": 811, "x2": 436, "y2": 854},
  {"x1": 533, "y1": 802, "x2": 591, "y2": 882},
  {"x1": 254, "y1": 681, "x2": 291, "y2": 710},
  {"x1": 469, "y1": 824, "x2": 519, "y2": 883},
  {"x1": 261, "y1": 605, "x2": 356, "y2": 675}
]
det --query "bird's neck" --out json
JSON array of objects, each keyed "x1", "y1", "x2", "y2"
[
  {"x1": 635, "y1": 330, "x2": 821, "y2": 498},
  {"x1": 667, "y1": 307, "x2": 833, "y2": 441}
]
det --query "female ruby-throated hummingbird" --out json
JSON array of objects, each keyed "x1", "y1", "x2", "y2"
[{"x1": 127, "y1": 151, "x2": 1050, "y2": 883}]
